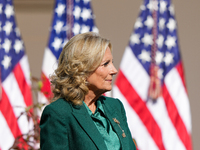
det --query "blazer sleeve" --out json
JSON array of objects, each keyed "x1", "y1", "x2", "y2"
[
  {"x1": 40, "y1": 105, "x2": 69, "y2": 150},
  {"x1": 118, "y1": 99, "x2": 137, "y2": 150}
]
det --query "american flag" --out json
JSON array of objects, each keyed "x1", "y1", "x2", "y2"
[
  {"x1": 39, "y1": 0, "x2": 98, "y2": 106},
  {"x1": 113, "y1": 0, "x2": 192, "y2": 150},
  {"x1": 0, "y1": 0, "x2": 33, "y2": 150}
]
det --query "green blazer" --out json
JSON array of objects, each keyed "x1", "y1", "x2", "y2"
[{"x1": 40, "y1": 96, "x2": 136, "y2": 150}]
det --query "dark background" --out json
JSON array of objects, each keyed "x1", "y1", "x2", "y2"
[{"x1": 14, "y1": 0, "x2": 200, "y2": 149}]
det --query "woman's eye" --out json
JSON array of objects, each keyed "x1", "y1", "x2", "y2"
[{"x1": 103, "y1": 61, "x2": 109, "y2": 66}]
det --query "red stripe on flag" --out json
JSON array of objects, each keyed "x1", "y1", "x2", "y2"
[
  {"x1": 41, "y1": 72, "x2": 53, "y2": 101},
  {"x1": 115, "y1": 70, "x2": 166, "y2": 150},
  {"x1": 0, "y1": 88, "x2": 22, "y2": 138},
  {"x1": 176, "y1": 61, "x2": 188, "y2": 93},
  {"x1": 162, "y1": 84, "x2": 192, "y2": 150},
  {"x1": 13, "y1": 63, "x2": 33, "y2": 107},
  {"x1": 0, "y1": 89, "x2": 29, "y2": 149}
]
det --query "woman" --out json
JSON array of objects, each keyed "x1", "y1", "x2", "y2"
[{"x1": 40, "y1": 32, "x2": 137, "y2": 150}]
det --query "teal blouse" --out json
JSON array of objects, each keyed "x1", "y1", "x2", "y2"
[{"x1": 83, "y1": 100, "x2": 121, "y2": 150}]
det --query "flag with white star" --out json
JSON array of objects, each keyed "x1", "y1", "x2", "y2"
[
  {"x1": 113, "y1": 0, "x2": 192, "y2": 149},
  {"x1": 0, "y1": 0, "x2": 33, "y2": 149},
  {"x1": 39, "y1": 0, "x2": 98, "y2": 107}
]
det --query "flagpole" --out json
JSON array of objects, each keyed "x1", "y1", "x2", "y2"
[
  {"x1": 67, "y1": 0, "x2": 74, "y2": 40},
  {"x1": 148, "y1": 0, "x2": 162, "y2": 101}
]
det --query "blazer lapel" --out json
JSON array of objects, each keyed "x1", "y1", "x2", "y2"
[
  {"x1": 72, "y1": 104, "x2": 107, "y2": 150},
  {"x1": 102, "y1": 100, "x2": 128, "y2": 150}
]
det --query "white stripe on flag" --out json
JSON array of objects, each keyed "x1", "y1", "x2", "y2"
[
  {"x1": 37, "y1": 92, "x2": 49, "y2": 117},
  {"x1": 120, "y1": 46, "x2": 150, "y2": 100},
  {"x1": 147, "y1": 96, "x2": 186, "y2": 150},
  {"x1": 165, "y1": 68, "x2": 192, "y2": 133},
  {"x1": 113, "y1": 86, "x2": 159, "y2": 150},
  {"x1": 0, "y1": 112, "x2": 15, "y2": 150},
  {"x1": 42, "y1": 48, "x2": 58, "y2": 78},
  {"x1": 2, "y1": 73, "x2": 29, "y2": 135},
  {"x1": 19, "y1": 55, "x2": 32, "y2": 86}
]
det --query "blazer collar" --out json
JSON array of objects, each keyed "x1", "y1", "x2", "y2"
[
  {"x1": 71, "y1": 103, "x2": 107, "y2": 150},
  {"x1": 71, "y1": 96, "x2": 128, "y2": 150},
  {"x1": 101, "y1": 97, "x2": 128, "y2": 150}
]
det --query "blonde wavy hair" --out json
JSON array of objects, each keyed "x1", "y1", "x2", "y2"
[{"x1": 50, "y1": 32, "x2": 112, "y2": 105}]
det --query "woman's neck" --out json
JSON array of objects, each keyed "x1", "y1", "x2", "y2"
[{"x1": 84, "y1": 90, "x2": 101, "y2": 113}]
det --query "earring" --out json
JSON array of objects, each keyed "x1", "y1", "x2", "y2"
[{"x1": 84, "y1": 79, "x2": 89, "y2": 85}]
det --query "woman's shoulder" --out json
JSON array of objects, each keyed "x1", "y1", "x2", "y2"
[
  {"x1": 42, "y1": 98, "x2": 73, "y2": 116},
  {"x1": 101, "y1": 96, "x2": 123, "y2": 108}
]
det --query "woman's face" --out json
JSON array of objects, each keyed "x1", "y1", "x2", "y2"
[{"x1": 87, "y1": 47, "x2": 118, "y2": 94}]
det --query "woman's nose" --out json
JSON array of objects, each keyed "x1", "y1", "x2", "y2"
[{"x1": 111, "y1": 64, "x2": 118, "y2": 75}]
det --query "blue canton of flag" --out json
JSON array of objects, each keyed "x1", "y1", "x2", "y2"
[
  {"x1": 40, "y1": 0, "x2": 98, "y2": 107},
  {"x1": 129, "y1": 0, "x2": 180, "y2": 83},
  {"x1": 0, "y1": 0, "x2": 24, "y2": 82},
  {"x1": 48, "y1": 0, "x2": 98, "y2": 60}
]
